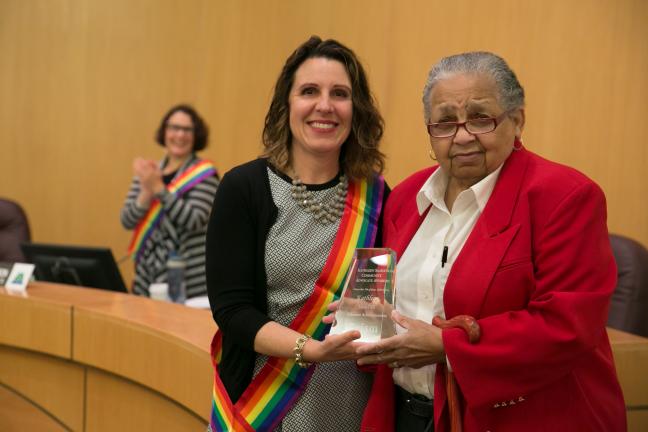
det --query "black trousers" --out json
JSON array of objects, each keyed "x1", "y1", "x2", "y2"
[{"x1": 395, "y1": 385, "x2": 434, "y2": 432}]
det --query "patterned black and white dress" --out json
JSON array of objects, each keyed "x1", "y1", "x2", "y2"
[
  {"x1": 252, "y1": 168, "x2": 372, "y2": 432},
  {"x1": 120, "y1": 155, "x2": 219, "y2": 298}
]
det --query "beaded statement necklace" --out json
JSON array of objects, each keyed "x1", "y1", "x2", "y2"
[{"x1": 290, "y1": 174, "x2": 348, "y2": 224}]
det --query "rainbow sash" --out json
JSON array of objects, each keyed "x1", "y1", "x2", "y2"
[
  {"x1": 128, "y1": 159, "x2": 218, "y2": 261},
  {"x1": 209, "y1": 175, "x2": 385, "y2": 432}
]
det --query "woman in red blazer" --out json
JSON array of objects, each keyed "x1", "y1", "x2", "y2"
[{"x1": 355, "y1": 52, "x2": 626, "y2": 431}]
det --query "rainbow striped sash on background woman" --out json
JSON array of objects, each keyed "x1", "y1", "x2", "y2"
[
  {"x1": 209, "y1": 175, "x2": 385, "y2": 432},
  {"x1": 127, "y1": 159, "x2": 218, "y2": 261}
]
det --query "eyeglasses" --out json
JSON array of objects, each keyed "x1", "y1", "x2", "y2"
[
  {"x1": 166, "y1": 124, "x2": 194, "y2": 133},
  {"x1": 426, "y1": 110, "x2": 513, "y2": 138}
]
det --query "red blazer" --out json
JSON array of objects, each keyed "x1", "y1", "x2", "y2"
[{"x1": 361, "y1": 149, "x2": 626, "y2": 432}]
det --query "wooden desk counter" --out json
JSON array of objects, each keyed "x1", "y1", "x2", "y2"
[
  {"x1": 607, "y1": 328, "x2": 648, "y2": 430},
  {"x1": 1, "y1": 283, "x2": 647, "y2": 431},
  {"x1": 0, "y1": 282, "x2": 215, "y2": 431}
]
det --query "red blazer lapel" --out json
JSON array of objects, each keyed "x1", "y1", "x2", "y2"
[
  {"x1": 444, "y1": 149, "x2": 530, "y2": 318},
  {"x1": 390, "y1": 206, "x2": 430, "y2": 259},
  {"x1": 384, "y1": 167, "x2": 437, "y2": 261}
]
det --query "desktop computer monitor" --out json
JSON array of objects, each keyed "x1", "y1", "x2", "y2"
[{"x1": 21, "y1": 242, "x2": 128, "y2": 293}]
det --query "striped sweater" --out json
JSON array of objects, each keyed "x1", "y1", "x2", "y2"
[{"x1": 120, "y1": 154, "x2": 219, "y2": 298}]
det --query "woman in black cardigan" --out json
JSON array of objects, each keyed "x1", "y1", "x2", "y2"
[{"x1": 205, "y1": 36, "x2": 387, "y2": 432}]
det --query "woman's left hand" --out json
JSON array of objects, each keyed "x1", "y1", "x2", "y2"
[
  {"x1": 134, "y1": 158, "x2": 164, "y2": 195},
  {"x1": 321, "y1": 300, "x2": 340, "y2": 325},
  {"x1": 356, "y1": 310, "x2": 445, "y2": 368},
  {"x1": 303, "y1": 330, "x2": 363, "y2": 363}
]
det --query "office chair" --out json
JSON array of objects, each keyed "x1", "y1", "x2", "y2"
[
  {"x1": 607, "y1": 234, "x2": 648, "y2": 338},
  {"x1": 0, "y1": 198, "x2": 31, "y2": 262}
]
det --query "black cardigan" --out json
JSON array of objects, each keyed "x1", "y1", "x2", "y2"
[{"x1": 206, "y1": 158, "x2": 387, "y2": 402}]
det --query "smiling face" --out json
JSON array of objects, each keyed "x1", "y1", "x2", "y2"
[
  {"x1": 288, "y1": 57, "x2": 353, "y2": 165},
  {"x1": 164, "y1": 110, "x2": 195, "y2": 159},
  {"x1": 427, "y1": 73, "x2": 524, "y2": 189}
]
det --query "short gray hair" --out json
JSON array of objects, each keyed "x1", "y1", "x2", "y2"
[{"x1": 422, "y1": 52, "x2": 525, "y2": 122}]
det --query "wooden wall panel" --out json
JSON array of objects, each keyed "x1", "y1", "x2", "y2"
[
  {"x1": 0, "y1": 384, "x2": 68, "y2": 432},
  {"x1": 0, "y1": 0, "x2": 646, "y2": 287},
  {"x1": 85, "y1": 368, "x2": 206, "y2": 432},
  {"x1": 0, "y1": 346, "x2": 85, "y2": 431}
]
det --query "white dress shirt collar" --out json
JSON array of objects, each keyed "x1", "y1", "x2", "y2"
[{"x1": 416, "y1": 163, "x2": 505, "y2": 215}]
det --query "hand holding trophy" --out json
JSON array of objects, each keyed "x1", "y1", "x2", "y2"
[{"x1": 328, "y1": 248, "x2": 397, "y2": 342}]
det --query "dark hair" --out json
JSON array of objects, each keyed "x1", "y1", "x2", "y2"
[
  {"x1": 262, "y1": 36, "x2": 385, "y2": 180},
  {"x1": 155, "y1": 104, "x2": 209, "y2": 151}
]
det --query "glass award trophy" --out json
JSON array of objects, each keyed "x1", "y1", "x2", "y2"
[{"x1": 329, "y1": 248, "x2": 397, "y2": 342}]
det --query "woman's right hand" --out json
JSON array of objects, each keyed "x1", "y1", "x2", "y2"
[{"x1": 356, "y1": 310, "x2": 445, "y2": 368}]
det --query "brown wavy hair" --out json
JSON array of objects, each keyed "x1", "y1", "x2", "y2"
[{"x1": 261, "y1": 36, "x2": 385, "y2": 180}]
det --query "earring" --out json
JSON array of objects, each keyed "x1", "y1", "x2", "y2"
[
  {"x1": 513, "y1": 137, "x2": 523, "y2": 150},
  {"x1": 428, "y1": 149, "x2": 437, "y2": 161}
]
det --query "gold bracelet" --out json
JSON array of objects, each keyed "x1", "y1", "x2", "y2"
[{"x1": 293, "y1": 334, "x2": 312, "y2": 368}]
